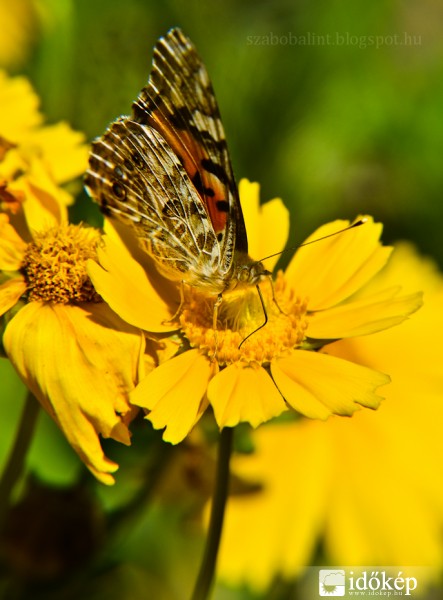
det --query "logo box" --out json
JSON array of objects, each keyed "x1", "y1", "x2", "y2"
[{"x1": 319, "y1": 569, "x2": 346, "y2": 596}]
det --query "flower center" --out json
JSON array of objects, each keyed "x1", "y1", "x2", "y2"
[
  {"x1": 21, "y1": 224, "x2": 102, "y2": 304},
  {"x1": 180, "y1": 271, "x2": 309, "y2": 366}
]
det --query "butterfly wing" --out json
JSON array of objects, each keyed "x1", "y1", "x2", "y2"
[
  {"x1": 86, "y1": 117, "x2": 229, "y2": 287},
  {"x1": 132, "y1": 27, "x2": 248, "y2": 255},
  {"x1": 86, "y1": 28, "x2": 248, "y2": 291}
]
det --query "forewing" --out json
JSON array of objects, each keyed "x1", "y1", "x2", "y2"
[
  {"x1": 132, "y1": 27, "x2": 248, "y2": 255},
  {"x1": 85, "y1": 118, "x2": 223, "y2": 280}
]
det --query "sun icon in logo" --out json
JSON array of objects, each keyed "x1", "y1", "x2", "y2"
[{"x1": 319, "y1": 570, "x2": 346, "y2": 596}]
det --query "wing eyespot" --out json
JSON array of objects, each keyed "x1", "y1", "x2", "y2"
[{"x1": 112, "y1": 181, "x2": 126, "y2": 199}]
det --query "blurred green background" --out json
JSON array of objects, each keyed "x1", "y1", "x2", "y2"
[
  {"x1": 7, "y1": 0, "x2": 443, "y2": 264},
  {"x1": 1, "y1": 0, "x2": 443, "y2": 598}
]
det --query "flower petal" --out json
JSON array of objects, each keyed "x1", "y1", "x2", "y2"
[
  {"x1": 131, "y1": 349, "x2": 211, "y2": 444},
  {"x1": 0, "y1": 71, "x2": 42, "y2": 140},
  {"x1": 0, "y1": 213, "x2": 27, "y2": 270},
  {"x1": 0, "y1": 276, "x2": 26, "y2": 316},
  {"x1": 208, "y1": 362, "x2": 287, "y2": 428},
  {"x1": 239, "y1": 179, "x2": 289, "y2": 268},
  {"x1": 88, "y1": 223, "x2": 177, "y2": 332},
  {"x1": 285, "y1": 217, "x2": 392, "y2": 309},
  {"x1": 272, "y1": 350, "x2": 389, "y2": 418},
  {"x1": 25, "y1": 122, "x2": 89, "y2": 183},
  {"x1": 308, "y1": 287, "x2": 423, "y2": 339},
  {"x1": 3, "y1": 302, "x2": 145, "y2": 484}
]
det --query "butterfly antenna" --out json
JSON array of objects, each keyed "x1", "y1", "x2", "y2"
[
  {"x1": 257, "y1": 217, "x2": 368, "y2": 264},
  {"x1": 239, "y1": 218, "x2": 367, "y2": 348}
]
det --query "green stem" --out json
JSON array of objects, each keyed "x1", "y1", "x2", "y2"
[
  {"x1": 190, "y1": 427, "x2": 234, "y2": 600},
  {"x1": 0, "y1": 392, "x2": 39, "y2": 531}
]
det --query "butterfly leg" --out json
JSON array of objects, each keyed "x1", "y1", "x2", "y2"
[
  {"x1": 162, "y1": 280, "x2": 186, "y2": 326},
  {"x1": 238, "y1": 284, "x2": 268, "y2": 349},
  {"x1": 209, "y1": 293, "x2": 223, "y2": 361}
]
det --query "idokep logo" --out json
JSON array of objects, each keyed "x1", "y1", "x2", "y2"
[
  {"x1": 317, "y1": 568, "x2": 420, "y2": 597},
  {"x1": 319, "y1": 570, "x2": 346, "y2": 596}
]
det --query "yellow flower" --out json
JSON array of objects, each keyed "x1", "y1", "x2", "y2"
[
  {"x1": 0, "y1": 70, "x2": 88, "y2": 222},
  {"x1": 0, "y1": 73, "x2": 145, "y2": 485},
  {"x1": 0, "y1": 207, "x2": 146, "y2": 485},
  {"x1": 216, "y1": 243, "x2": 443, "y2": 591},
  {"x1": 89, "y1": 180, "x2": 422, "y2": 444}
]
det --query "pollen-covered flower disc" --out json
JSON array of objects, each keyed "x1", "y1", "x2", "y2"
[{"x1": 84, "y1": 27, "x2": 270, "y2": 318}]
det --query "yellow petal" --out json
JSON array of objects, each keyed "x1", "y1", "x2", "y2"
[
  {"x1": 0, "y1": 276, "x2": 26, "y2": 315},
  {"x1": 6, "y1": 153, "x2": 69, "y2": 232},
  {"x1": 272, "y1": 350, "x2": 389, "y2": 418},
  {"x1": 131, "y1": 349, "x2": 211, "y2": 444},
  {"x1": 354, "y1": 240, "x2": 443, "y2": 296},
  {"x1": 208, "y1": 362, "x2": 287, "y2": 428},
  {"x1": 0, "y1": 71, "x2": 42, "y2": 140},
  {"x1": 0, "y1": 213, "x2": 27, "y2": 270},
  {"x1": 238, "y1": 180, "x2": 260, "y2": 258},
  {"x1": 239, "y1": 178, "x2": 289, "y2": 268},
  {"x1": 24, "y1": 122, "x2": 89, "y2": 183},
  {"x1": 308, "y1": 287, "x2": 423, "y2": 339},
  {"x1": 285, "y1": 216, "x2": 392, "y2": 309},
  {"x1": 88, "y1": 223, "x2": 177, "y2": 332},
  {"x1": 3, "y1": 302, "x2": 145, "y2": 485}
]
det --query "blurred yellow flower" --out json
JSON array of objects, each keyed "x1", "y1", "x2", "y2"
[
  {"x1": 0, "y1": 72, "x2": 145, "y2": 485},
  {"x1": 88, "y1": 180, "x2": 422, "y2": 444},
  {"x1": 0, "y1": 69, "x2": 89, "y2": 223},
  {"x1": 216, "y1": 243, "x2": 443, "y2": 591},
  {"x1": 0, "y1": 0, "x2": 38, "y2": 70}
]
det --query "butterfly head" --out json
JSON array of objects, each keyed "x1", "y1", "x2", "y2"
[{"x1": 231, "y1": 256, "x2": 271, "y2": 290}]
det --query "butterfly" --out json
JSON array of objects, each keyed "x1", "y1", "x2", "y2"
[{"x1": 85, "y1": 27, "x2": 271, "y2": 333}]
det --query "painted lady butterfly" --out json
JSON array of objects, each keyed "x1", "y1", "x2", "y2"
[{"x1": 85, "y1": 28, "x2": 270, "y2": 324}]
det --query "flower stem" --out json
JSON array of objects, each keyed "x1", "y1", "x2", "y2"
[
  {"x1": 190, "y1": 427, "x2": 234, "y2": 600},
  {"x1": 0, "y1": 392, "x2": 39, "y2": 532}
]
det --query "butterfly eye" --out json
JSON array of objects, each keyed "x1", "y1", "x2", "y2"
[
  {"x1": 112, "y1": 181, "x2": 126, "y2": 199},
  {"x1": 237, "y1": 267, "x2": 250, "y2": 283}
]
